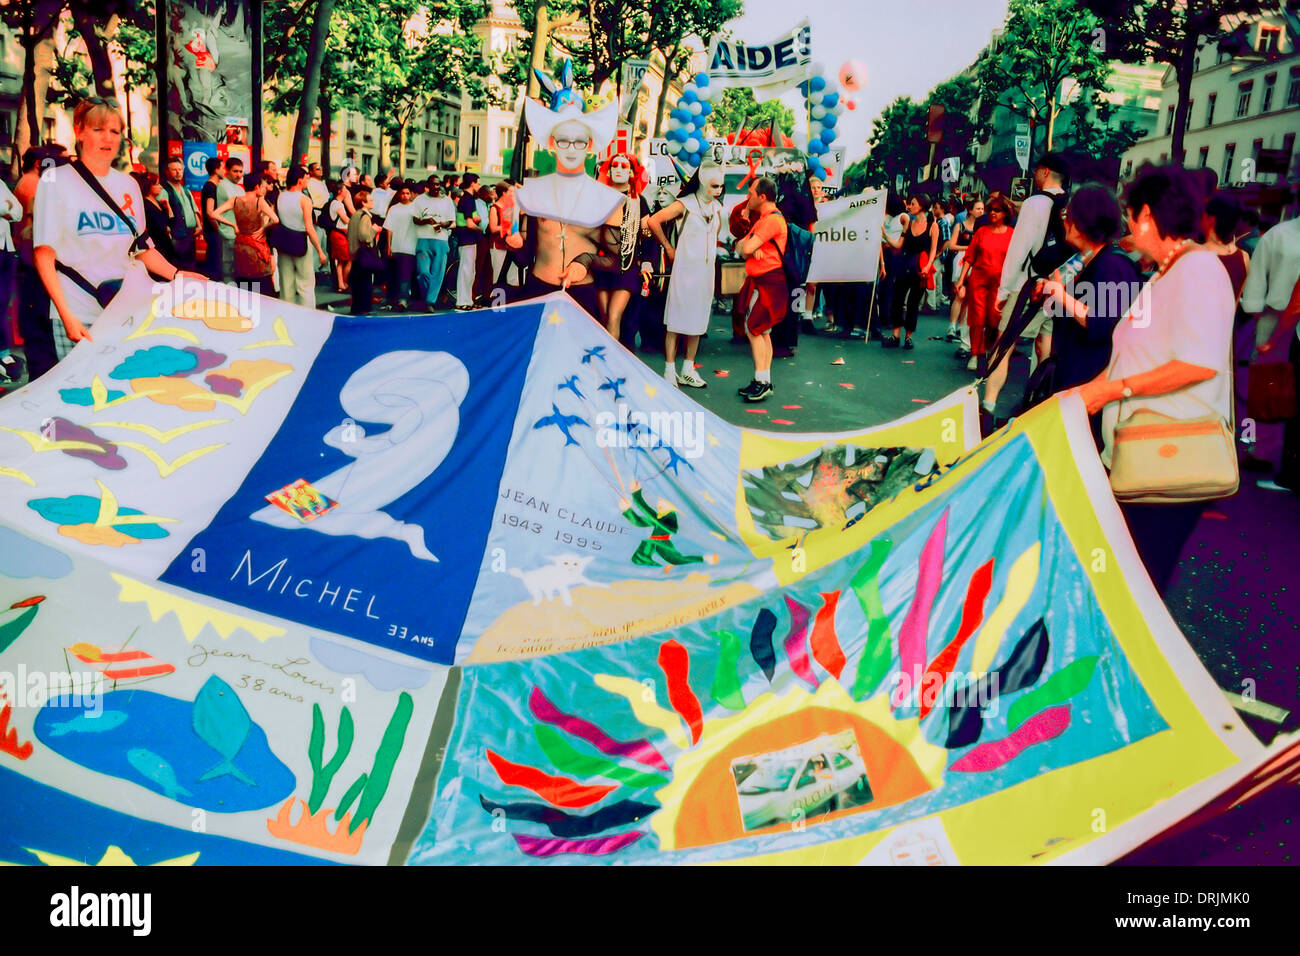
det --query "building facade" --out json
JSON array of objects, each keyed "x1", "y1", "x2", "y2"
[{"x1": 1120, "y1": 7, "x2": 1300, "y2": 188}]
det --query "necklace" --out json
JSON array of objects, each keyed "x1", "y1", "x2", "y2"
[
  {"x1": 619, "y1": 194, "x2": 639, "y2": 272},
  {"x1": 551, "y1": 173, "x2": 592, "y2": 265},
  {"x1": 1155, "y1": 238, "x2": 1192, "y2": 277}
]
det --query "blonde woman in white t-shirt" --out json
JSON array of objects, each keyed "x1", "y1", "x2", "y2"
[
  {"x1": 33, "y1": 98, "x2": 202, "y2": 358},
  {"x1": 1070, "y1": 165, "x2": 1235, "y2": 596}
]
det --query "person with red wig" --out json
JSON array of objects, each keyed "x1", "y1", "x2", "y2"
[{"x1": 575, "y1": 150, "x2": 655, "y2": 340}]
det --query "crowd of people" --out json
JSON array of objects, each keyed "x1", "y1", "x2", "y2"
[{"x1": 1, "y1": 97, "x2": 1296, "y2": 599}]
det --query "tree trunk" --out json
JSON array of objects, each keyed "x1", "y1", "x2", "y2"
[
  {"x1": 398, "y1": 116, "x2": 408, "y2": 177},
  {"x1": 1170, "y1": 23, "x2": 1198, "y2": 165},
  {"x1": 70, "y1": 11, "x2": 119, "y2": 100},
  {"x1": 292, "y1": 0, "x2": 337, "y2": 169},
  {"x1": 319, "y1": 94, "x2": 332, "y2": 174},
  {"x1": 653, "y1": 46, "x2": 677, "y2": 138}
]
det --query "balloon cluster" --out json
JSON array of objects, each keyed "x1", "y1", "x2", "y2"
[
  {"x1": 664, "y1": 72, "x2": 721, "y2": 169},
  {"x1": 797, "y1": 59, "x2": 866, "y2": 180}
]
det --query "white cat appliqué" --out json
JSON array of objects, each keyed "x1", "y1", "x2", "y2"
[{"x1": 509, "y1": 553, "x2": 606, "y2": 606}]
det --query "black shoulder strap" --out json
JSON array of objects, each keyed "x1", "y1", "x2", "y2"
[{"x1": 69, "y1": 160, "x2": 149, "y2": 255}]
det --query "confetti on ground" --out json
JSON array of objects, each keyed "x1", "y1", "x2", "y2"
[
  {"x1": 838, "y1": 383, "x2": 855, "y2": 389},
  {"x1": 782, "y1": 405, "x2": 803, "y2": 409},
  {"x1": 912, "y1": 398, "x2": 930, "y2": 404},
  {"x1": 902, "y1": 360, "x2": 916, "y2": 364},
  {"x1": 745, "y1": 408, "x2": 768, "y2": 414},
  {"x1": 831, "y1": 357, "x2": 845, "y2": 365},
  {"x1": 1204, "y1": 511, "x2": 1229, "y2": 520},
  {"x1": 771, "y1": 419, "x2": 796, "y2": 425},
  {"x1": 714, "y1": 370, "x2": 730, "y2": 377}
]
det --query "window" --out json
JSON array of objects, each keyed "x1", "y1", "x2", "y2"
[
  {"x1": 1165, "y1": 106, "x2": 1175, "y2": 135},
  {"x1": 1289, "y1": 69, "x2": 1300, "y2": 107},
  {"x1": 0, "y1": 112, "x2": 10, "y2": 148},
  {"x1": 1258, "y1": 25, "x2": 1281, "y2": 54},
  {"x1": 469, "y1": 125, "x2": 480, "y2": 157},
  {"x1": 1222, "y1": 142, "x2": 1236, "y2": 183},
  {"x1": 1237, "y1": 81, "x2": 1253, "y2": 118},
  {"x1": 1263, "y1": 73, "x2": 1277, "y2": 112},
  {"x1": 1198, "y1": 146, "x2": 1210, "y2": 168},
  {"x1": 500, "y1": 126, "x2": 515, "y2": 150},
  {"x1": 1252, "y1": 138, "x2": 1264, "y2": 169},
  {"x1": 1206, "y1": 93, "x2": 1217, "y2": 126},
  {"x1": 1187, "y1": 100, "x2": 1193, "y2": 129},
  {"x1": 1284, "y1": 132, "x2": 1296, "y2": 161}
]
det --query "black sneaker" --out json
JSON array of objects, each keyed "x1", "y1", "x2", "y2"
[
  {"x1": 849, "y1": 329, "x2": 865, "y2": 339},
  {"x1": 744, "y1": 381, "x2": 773, "y2": 402},
  {"x1": 882, "y1": 336, "x2": 900, "y2": 349},
  {"x1": 738, "y1": 379, "x2": 762, "y2": 397},
  {"x1": 904, "y1": 338, "x2": 914, "y2": 350}
]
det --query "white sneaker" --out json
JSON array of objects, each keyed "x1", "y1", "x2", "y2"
[
  {"x1": 967, "y1": 356, "x2": 978, "y2": 371},
  {"x1": 663, "y1": 364, "x2": 678, "y2": 386},
  {"x1": 677, "y1": 366, "x2": 707, "y2": 388}
]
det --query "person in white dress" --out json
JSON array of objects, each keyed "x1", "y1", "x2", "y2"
[{"x1": 646, "y1": 164, "x2": 725, "y2": 388}]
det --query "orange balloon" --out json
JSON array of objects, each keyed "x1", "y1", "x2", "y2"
[{"x1": 839, "y1": 60, "x2": 867, "y2": 92}]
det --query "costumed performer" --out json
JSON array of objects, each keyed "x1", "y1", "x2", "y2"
[{"x1": 645, "y1": 162, "x2": 724, "y2": 388}]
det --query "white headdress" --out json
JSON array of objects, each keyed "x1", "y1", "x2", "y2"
[{"x1": 524, "y1": 60, "x2": 619, "y2": 155}]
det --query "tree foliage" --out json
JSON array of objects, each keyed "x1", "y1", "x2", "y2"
[
  {"x1": 859, "y1": 96, "x2": 928, "y2": 189},
  {"x1": 508, "y1": 0, "x2": 739, "y2": 91},
  {"x1": 1081, "y1": 0, "x2": 1266, "y2": 160},
  {"x1": 264, "y1": 0, "x2": 492, "y2": 171},
  {"x1": 975, "y1": 0, "x2": 1114, "y2": 154},
  {"x1": 709, "y1": 87, "x2": 794, "y2": 140}
]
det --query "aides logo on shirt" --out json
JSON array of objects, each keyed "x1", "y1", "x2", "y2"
[{"x1": 76, "y1": 207, "x2": 137, "y2": 237}]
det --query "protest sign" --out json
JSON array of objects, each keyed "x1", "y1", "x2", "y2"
[{"x1": 806, "y1": 188, "x2": 887, "y2": 283}]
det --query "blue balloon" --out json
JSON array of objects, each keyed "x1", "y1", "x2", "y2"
[
  {"x1": 670, "y1": 126, "x2": 686, "y2": 142},
  {"x1": 699, "y1": 101, "x2": 712, "y2": 117},
  {"x1": 821, "y1": 112, "x2": 837, "y2": 129},
  {"x1": 695, "y1": 72, "x2": 709, "y2": 87},
  {"x1": 692, "y1": 114, "x2": 707, "y2": 129},
  {"x1": 821, "y1": 126, "x2": 838, "y2": 143},
  {"x1": 808, "y1": 138, "x2": 826, "y2": 155},
  {"x1": 822, "y1": 92, "x2": 839, "y2": 109},
  {"x1": 682, "y1": 88, "x2": 698, "y2": 103},
  {"x1": 809, "y1": 75, "x2": 826, "y2": 93}
]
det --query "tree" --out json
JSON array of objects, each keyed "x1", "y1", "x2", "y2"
[
  {"x1": 1081, "y1": 0, "x2": 1266, "y2": 163},
  {"x1": 709, "y1": 87, "x2": 795, "y2": 140},
  {"x1": 926, "y1": 75, "x2": 986, "y2": 171},
  {"x1": 292, "y1": 0, "x2": 337, "y2": 168},
  {"x1": 0, "y1": 0, "x2": 64, "y2": 159},
  {"x1": 366, "y1": 1, "x2": 492, "y2": 175},
  {"x1": 859, "y1": 96, "x2": 928, "y2": 189},
  {"x1": 976, "y1": 0, "x2": 1114, "y2": 162}
]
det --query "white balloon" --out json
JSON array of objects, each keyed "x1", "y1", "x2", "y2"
[
  {"x1": 808, "y1": 90, "x2": 824, "y2": 106},
  {"x1": 688, "y1": 101, "x2": 703, "y2": 115},
  {"x1": 811, "y1": 105, "x2": 827, "y2": 119},
  {"x1": 831, "y1": 101, "x2": 845, "y2": 114},
  {"x1": 810, "y1": 62, "x2": 825, "y2": 77},
  {"x1": 667, "y1": 139, "x2": 684, "y2": 155},
  {"x1": 684, "y1": 137, "x2": 701, "y2": 153}
]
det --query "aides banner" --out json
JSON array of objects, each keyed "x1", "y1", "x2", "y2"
[
  {"x1": 807, "y1": 189, "x2": 887, "y2": 283},
  {"x1": 707, "y1": 18, "x2": 812, "y2": 103}
]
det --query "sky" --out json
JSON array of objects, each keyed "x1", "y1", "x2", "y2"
[{"x1": 717, "y1": 0, "x2": 1011, "y2": 166}]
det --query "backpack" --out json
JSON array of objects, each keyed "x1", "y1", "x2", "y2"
[
  {"x1": 783, "y1": 221, "x2": 814, "y2": 289},
  {"x1": 1027, "y1": 190, "x2": 1070, "y2": 277}
]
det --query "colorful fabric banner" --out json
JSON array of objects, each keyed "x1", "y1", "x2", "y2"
[{"x1": 0, "y1": 274, "x2": 1286, "y2": 866}]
